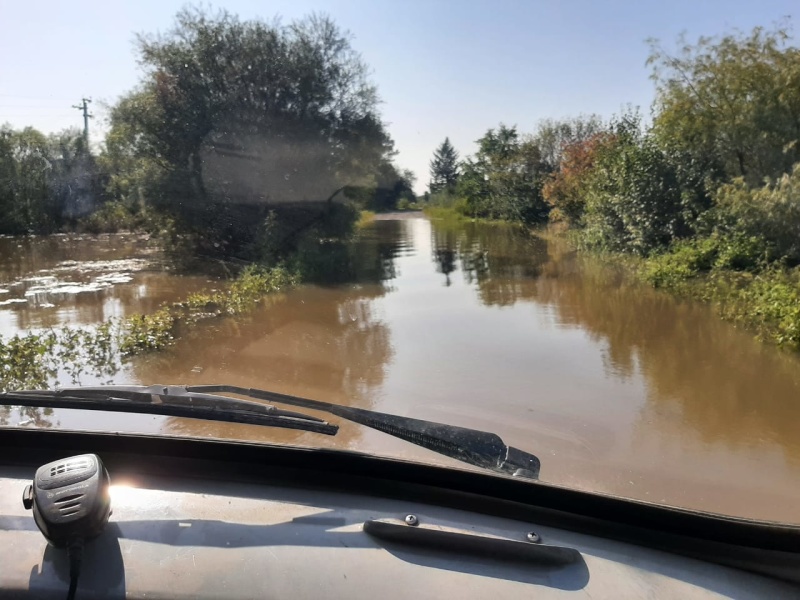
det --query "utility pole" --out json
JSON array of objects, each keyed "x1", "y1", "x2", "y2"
[{"x1": 72, "y1": 97, "x2": 93, "y2": 142}]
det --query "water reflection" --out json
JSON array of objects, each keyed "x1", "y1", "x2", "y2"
[
  {"x1": 425, "y1": 217, "x2": 800, "y2": 518},
  {"x1": 300, "y1": 219, "x2": 412, "y2": 285},
  {"x1": 134, "y1": 221, "x2": 411, "y2": 449},
  {"x1": 0, "y1": 406, "x2": 55, "y2": 428},
  {"x1": 432, "y1": 220, "x2": 547, "y2": 303},
  {"x1": 431, "y1": 223, "x2": 800, "y2": 459},
  {"x1": 3, "y1": 217, "x2": 799, "y2": 520},
  {"x1": 0, "y1": 234, "x2": 211, "y2": 335}
]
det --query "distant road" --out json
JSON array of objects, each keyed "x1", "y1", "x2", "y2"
[{"x1": 373, "y1": 211, "x2": 424, "y2": 220}]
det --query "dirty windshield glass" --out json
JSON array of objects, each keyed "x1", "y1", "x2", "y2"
[{"x1": 2, "y1": 1, "x2": 800, "y2": 523}]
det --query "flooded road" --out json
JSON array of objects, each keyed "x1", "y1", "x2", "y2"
[
  {"x1": 2, "y1": 218, "x2": 800, "y2": 522},
  {"x1": 0, "y1": 234, "x2": 213, "y2": 335}
]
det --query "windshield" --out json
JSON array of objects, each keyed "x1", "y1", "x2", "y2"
[{"x1": 2, "y1": 1, "x2": 800, "y2": 524}]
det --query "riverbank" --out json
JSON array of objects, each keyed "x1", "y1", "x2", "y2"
[{"x1": 637, "y1": 256, "x2": 800, "y2": 351}]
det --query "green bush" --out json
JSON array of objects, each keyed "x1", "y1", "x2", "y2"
[
  {"x1": 713, "y1": 234, "x2": 770, "y2": 270},
  {"x1": 582, "y1": 125, "x2": 684, "y2": 255},
  {"x1": 711, "y1": 164, "x2": 800, "y2": 265},
  {"x1": 78, "y1": 201, "x2": 139, "y2": 233},
  {"x1": 643, "y1": 236, "x2": 720, "y2": 288},
  {"x1": 643, "y1": 233, "x2": 770, "y2": 288}
]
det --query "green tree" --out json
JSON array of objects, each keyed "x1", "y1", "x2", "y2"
[
  {"x1": 542, "y1": 132, "x2": 609, "y2": 225},
  {"x1": 649, "y1": 25, "x2": 800, "y2": 185},
  {"x1": 346, "y1": 162, "x2": 415, "y2": 212},
  {"x1": 0, "y1": 125, "x2": 88, "y2": 233},
  {"x1": 458, "y1": 125, "x2": 550, "y2": 223},
  {"x1": 429, "y1": 137, "x2": 459, "y2": 194},
  {"x1": 711, "y1": 164, "x2": 800, "y2": 265},
  {"x1": 533, "y1": 115, "x2": 605, "y2": 171},
  {"x1": 106, "y1": 7, "x2": 394, "y2": 260},
  {"x1": 582, "y1": 116, "x2": 684, "y2": 255}
]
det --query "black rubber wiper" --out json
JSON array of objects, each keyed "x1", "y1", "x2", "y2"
[
  {"x1": 2, "y1": 384, "x2": 541, "y2": 479},
  {"x1": 0, "y1": 385, "x2": 337, "y2": 435},
  {"x1": 188, "y1": 384, "x2": 541, "y2": 479}
]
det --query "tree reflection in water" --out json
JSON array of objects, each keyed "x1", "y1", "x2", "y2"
[
  {"x1": 429, "y1": 218, "x2": 800, "y2": 464},
  {"x1": 134, "y1": 219, "x2": 412, "y2": 449}
]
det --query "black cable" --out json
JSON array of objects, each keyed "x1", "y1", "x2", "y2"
[{"x1": 66, "y1": 538, "x2": 84, "y2": 600}]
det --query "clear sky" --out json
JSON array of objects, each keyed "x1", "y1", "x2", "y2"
[{"x1": 1, "y1": 0, "x2": 797, "y2": 191}]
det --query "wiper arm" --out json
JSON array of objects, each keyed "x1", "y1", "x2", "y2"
[
  {"x1": 3, "y1": 384, "x2": 540, "y2": 479},
  {"x1": 0, "y1": 385, "x2": 337, "y2": 435},
  {"x1": 188, "y1": 384, "x2": 541, "y2": 479}
]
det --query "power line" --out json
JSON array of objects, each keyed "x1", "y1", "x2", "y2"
[
  {"x1": 0, "y1": 104, "x2": 78, "y2": 108},
  {"x1": 0, "y1": 94, "x2": 62, "y2": 99}
]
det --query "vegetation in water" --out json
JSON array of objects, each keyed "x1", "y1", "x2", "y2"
[
  {"x1": 120, "y1": 265, "x2": 297, "y2": 356},
  {"x1": 356, "y1": 211, "x2": 376, "y2": 228},
  {"x1": 420, "y1": 24, "x2": 800, "y2": 352},
  {"x1": 0, "y1": 7, "x2": 417, "y2": 249},
  {"x1": 4, "y1": 11, "x2": 800, "y2": 354},
  {"x1": 0, "y1": 265, "x2": 297, "y2": 392}
]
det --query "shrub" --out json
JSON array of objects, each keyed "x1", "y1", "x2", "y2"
[
  {"x1": 643, "y1": 233, "x2": 770, "y2": 288},
  {"x1": 713, "y1": 268, "x2": 800, "y2": 350},
  {"x1": 711, "y1": 164, "x2": 800, "y2": 265},
  {"x1": 643, "y1": 236, "x2": 720, "y2": 287},
  {"x1": 582, "y1": 126, "x2": 684, "y2": 255},
  {"x1": 78, "y1": 201, "x2": 139, "y2": 233},
  {"x1": 543, "y1": 134, "x2": 608, "y2": 225}
]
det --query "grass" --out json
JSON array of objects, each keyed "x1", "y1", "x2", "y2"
[
  {"x1": 653, "y1": 266, "x2": 800, "y2": 351},
  {"x1": 356, "y1": 210, "x2": 376, "y2": 228},
  {"x1": 622, "y1": 236, "x2": 800, "y2": 351},
  {"x1": 542, "y1": 225, "x2": 800, "y2": 352},
  {"x1": 0, "y1": 265, "x2": 298, "y2": 391},
  {"x1": 119, "y1": 265, "x2": 297, "y2": 355}
]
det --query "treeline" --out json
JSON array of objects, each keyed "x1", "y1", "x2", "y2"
[
  {"x1": 428, "y1": 25, "x2": 800, "y2": 348},
  {"x1": 431, "y1": 25, "x2": 800, "y2": 255},
  {"x1": 1, "y1": 7, "x2": 414, "y2": 266},
  {"x1": 0, "y1": 127, "x2": 99, "y2": 234}
]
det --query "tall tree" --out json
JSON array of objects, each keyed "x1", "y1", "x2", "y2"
[
  {"x1": 533, "y1": 115, "x2": 604, "y2": 171},
  {"x1": 457, "y1": 125, "x2": 550, "y2": 223},
  {"x1": 649, "y1": 25, "x2": 800, "y2": 185},
  {"x1": 429, "y1": 138, "x2": 459, "y2": 194},
  {"x1": 0, "y1": 125, "x2": 89, "y2": 233},
  {"x1": 105, "y1": 7, "x2": 394, "y2": 258}
]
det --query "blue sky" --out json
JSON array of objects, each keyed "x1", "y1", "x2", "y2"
[{"x1": 1, "y1": 0, "x2": 797, "y2": 191}]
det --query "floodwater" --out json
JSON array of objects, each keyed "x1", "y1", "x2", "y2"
[
  {"x1": 0, "y1": 233, "x2": 213, "y2": 335},
  {"x1": 2, "y1": 217, "x2": 800, "y2": 522}
]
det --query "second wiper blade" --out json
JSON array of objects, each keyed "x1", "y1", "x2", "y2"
[
  {"x1": 188, "y1": 384, "x2": 541, "y2": 479},
  {"x1": 1, "y1": 386, "x2": 337, "y2": 435}
]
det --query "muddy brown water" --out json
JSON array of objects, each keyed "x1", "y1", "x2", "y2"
[{"x1": 2, "y1": 218, "x2": 800, "y2": 522}]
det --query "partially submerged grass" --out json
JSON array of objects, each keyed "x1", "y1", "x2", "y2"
[
  {"x1": 695, "y1": 268, "x2": 800, "y2": 350},
  {"x1": 119, "y1": 265, "x2": 297, "y2": 356},
  {"x1": 356, "y1": 210, "x2": 376, "y2": 228},
  {"x1": 0, "y1": 323, "x2": 119, "y2": 391},
  {"x1": 0, "y1": 265, "x2": 297, "y2": 391},
  {"x1": 544, "y1": 226, "x2": 800, "y2": 352},
  {"x1": 631, "y1": 237, "x2": 800, "y2": 351}
]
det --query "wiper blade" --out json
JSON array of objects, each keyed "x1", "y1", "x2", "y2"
[
  {"x1": 0, "y1": 385, "x2": 337, "y2": 435},
  {"x1": 2, "y1": 384, "x2": 540, "y2": 479},
  {"x1": 188, "y1": 384, "x2": 541, "y2": 479}
]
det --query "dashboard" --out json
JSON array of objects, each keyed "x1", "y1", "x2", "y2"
[{"x1": 0, "y1": 429, "x2": 798, "y2": 599}]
